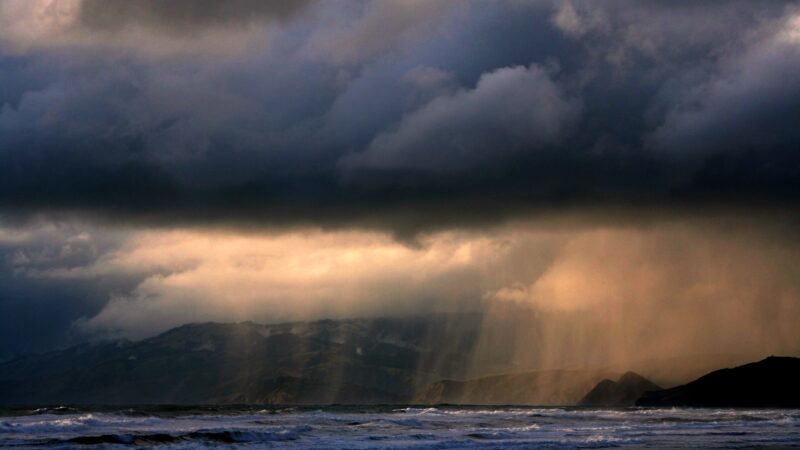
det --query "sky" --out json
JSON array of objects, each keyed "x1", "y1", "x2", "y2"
[{"x1": 0, "y1": 0, "x2": 799, "y2": 364}]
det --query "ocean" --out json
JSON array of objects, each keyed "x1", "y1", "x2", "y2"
[{"x1": 0, "y1": 405, "x2": 798, "y2": 449}]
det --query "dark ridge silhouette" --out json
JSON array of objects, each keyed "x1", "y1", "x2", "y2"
[
  {"x1": 579, "y1": 372, "x2": 661, "y2": 407},
  {"x1": 605, "y1": 353, "x2": 762, "y2": 389},
  {"x1": 636, "y1": 356, "x2": 800, "y2": 407}
]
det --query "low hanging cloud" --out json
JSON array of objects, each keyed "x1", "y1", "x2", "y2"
[
  {"x1": 65, "y1": 228, "x2": 553, "y2": 339},
  {"x1": 4, "y1": 218, "x2": 797, "y2": 369}
]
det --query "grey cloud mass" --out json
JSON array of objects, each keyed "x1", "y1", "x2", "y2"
[
  {"x1": 341, "y1": 64, "x2": 580, "y2": 174},
  {"x1": 0, "y1": 0, "x2": 794, "y2": 235},
  {"x1": 650, "y1": 25, "x2": 800, "y2": 155}
]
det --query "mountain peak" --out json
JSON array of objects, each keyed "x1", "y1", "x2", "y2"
[{"x1": 579, "y1": 371, "x2": 661, "y2": 407}]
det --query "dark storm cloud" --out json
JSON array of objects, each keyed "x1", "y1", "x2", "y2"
[
  {"x1": 0, "y1": 224, "x2": 141, "y2": 360},
  {"x1": 340, "y1": 64, "x2": 581, "y2": 174},
  {"x1": 0, "y1": 0, "x2": 798, "y2": 235}
]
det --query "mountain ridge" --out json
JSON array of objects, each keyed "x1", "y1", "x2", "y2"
[
  {"x1": 1, "y1": 319, "x2": 793, "y2": 406},
  {"x1": 636, "y1": 356, "x2": 800, "y2": 407}
]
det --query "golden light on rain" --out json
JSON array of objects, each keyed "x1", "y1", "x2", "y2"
[{"x1": 4, "y1": 220, "x2": 791, "y2": 371}]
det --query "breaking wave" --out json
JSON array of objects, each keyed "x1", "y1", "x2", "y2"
[{"x1": 0, "y1": 407, "x2": 798, "y2": 448}]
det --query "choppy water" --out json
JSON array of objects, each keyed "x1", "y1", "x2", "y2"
[{"x1": 0, "y1": 405, "x2": 798, "y2": 449}]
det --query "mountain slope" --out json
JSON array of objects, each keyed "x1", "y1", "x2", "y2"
[{"x1": 0, "y1": 317, "x2": 483, "y2": 405}]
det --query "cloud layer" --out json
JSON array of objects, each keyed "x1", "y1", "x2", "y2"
[{"x1": 0, "y1": 1, "x2": 797, "y2": 234}]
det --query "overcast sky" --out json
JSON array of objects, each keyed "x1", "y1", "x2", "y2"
[{"x1": 1, "y1": 0, "x2": 799, "y2": 362}]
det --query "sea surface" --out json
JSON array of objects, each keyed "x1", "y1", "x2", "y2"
[{"x1": 0, "y1": 405, "x2": 798, "y2": 449}]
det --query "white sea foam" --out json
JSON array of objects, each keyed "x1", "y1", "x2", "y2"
[{"x1": 0, "y1": 407, "x2": 797, "y2": 448}]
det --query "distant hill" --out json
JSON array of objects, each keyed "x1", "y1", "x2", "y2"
[
  {"x1": 0, "y1": 317, "x2": 484, "y2": 405},
  {"x1": 0, "y1": 316, "x2": 620, "y2": 406},
  {"x1": 579, "y1": 372, "x2": 661, "y2": 407},
  {"x1": 636, "y1": 356, "x2": 800, "y2": 407},
  {"x1": 2, "y1": 317, "x2": 791, "y2": 406},
  {"x1": 415, "y1": 369, "x2": 617, "y2": 405}
]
